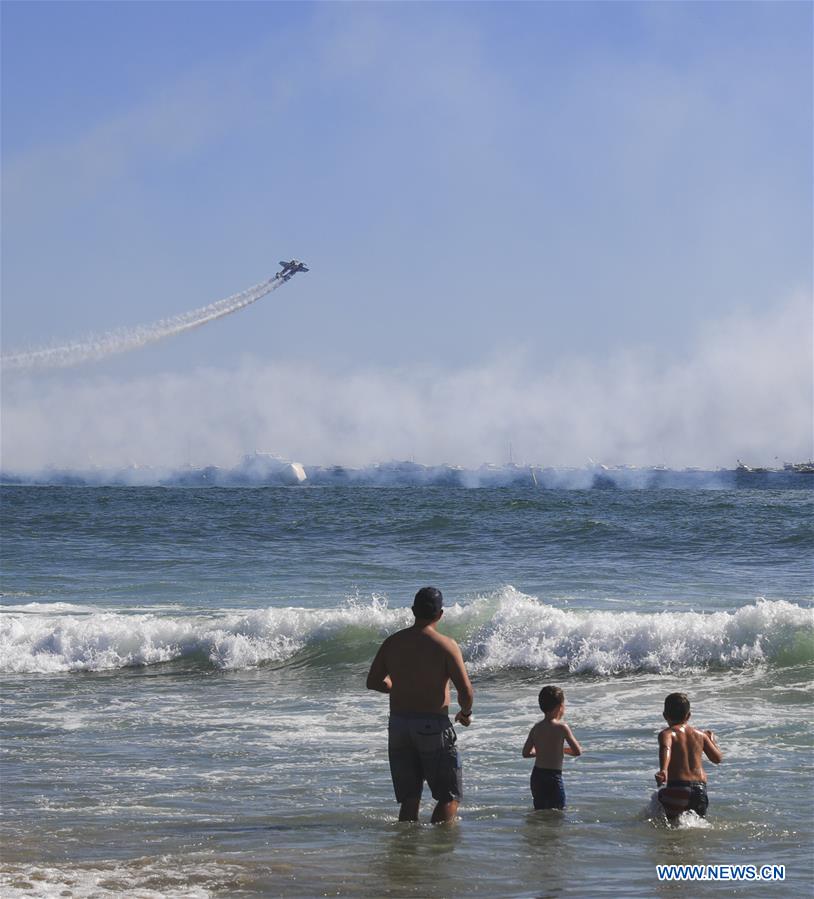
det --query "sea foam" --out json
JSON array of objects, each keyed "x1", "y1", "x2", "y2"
[
  {"x1": 460, "y1": 588, "x2": 814, "y2": 674},
  {"x1": 1, "y1": 590, "x2": 811, "y2": 675}
]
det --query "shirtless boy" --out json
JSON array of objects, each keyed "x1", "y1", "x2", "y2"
[
  {"x1": 522, "y1": 685, "x2": 582, "y2": 810},
  {"x1": 366, "y1": 587, "x2": 474, "y2": 824},
  {"x1": 655, "y1": 692, "x2": 723, "y2": 819}
]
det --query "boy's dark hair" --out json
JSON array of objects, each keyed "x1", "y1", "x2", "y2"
[
  {"x1": 664, "y1": 692, "x2": 691, "y2": 723},
  {"x1": 538, "y1": 685, "x2": 564, "y2": 714}
]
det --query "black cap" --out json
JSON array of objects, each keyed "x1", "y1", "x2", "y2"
[{"x1": 412, "y1": 586, "x2": 443, "y2": 618}]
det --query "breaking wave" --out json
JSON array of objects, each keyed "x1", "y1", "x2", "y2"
[{"x1": 2, "y1": 589, "x2": 811, "y2": 676}]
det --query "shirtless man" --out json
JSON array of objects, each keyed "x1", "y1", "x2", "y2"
[
  {"x1": 366, "y1": 587, "x2": 474, "y2": 824},
  {"x1": 655, "y1": 692, "x2": 723, "y2": 819}
]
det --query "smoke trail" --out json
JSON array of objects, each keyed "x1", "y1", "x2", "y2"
[{"x1": 1, "y1": 275, "x2": 286, "y2": 371}]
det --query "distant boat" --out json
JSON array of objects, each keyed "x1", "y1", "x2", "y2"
[
  {"x1": 736, "y1": 462, "x2": 771, "y2": 474},
  {"x1": 783, "y1": 460, "x2": 814, "y2": 474},
  {"x1": 237, "y1": 452, "x2": 307, "y2": 484}
]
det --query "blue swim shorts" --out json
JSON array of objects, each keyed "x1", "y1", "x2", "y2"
[
  {"x1": 387, "y1": 713, "x2": 462, "y2": 803},
  {"x1": 531, "y1": 767, "x2": 566, "y2": 810},
  {"x1": 658, "y1": 780, "x2": 709, "y2": 818}
]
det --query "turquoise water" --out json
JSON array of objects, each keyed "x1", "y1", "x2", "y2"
[{"x1": 1, "y1": 486, "x2": 812, "y2": 897}]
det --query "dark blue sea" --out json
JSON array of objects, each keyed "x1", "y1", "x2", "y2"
[{"x1": 1, "y1": 485, "x2": 812, "y2": 897}]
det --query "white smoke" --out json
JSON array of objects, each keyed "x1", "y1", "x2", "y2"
[
  {"x1": 1, "y1": 276, "x2": 285, "y2": 371},
  {"x1": 1, "y1": 293, "x2": 810, "y2": 471}
]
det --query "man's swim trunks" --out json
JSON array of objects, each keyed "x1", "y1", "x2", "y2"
[
  {"x1": 530, "y1": 767, "x2": 566, "y2": 810},
  {"x1": 658, "y1": 780, "x2": 709, "y2": 818},
  {"x1": 388, "y1": 713, "x2": 462, "y2": 803}
]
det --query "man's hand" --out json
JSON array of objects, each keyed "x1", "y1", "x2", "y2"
[
  {"x1": 655, "y1": 769, "x2": 667, "y2": 785},
  {"x1": 455, "y1": 710, "x2": 472, "y2": 727},
  {"x1": 704, "y1": 729, "x2": 717, "y2": 744}
]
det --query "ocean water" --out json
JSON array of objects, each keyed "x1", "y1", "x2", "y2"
[{"x1": 1, "y1": 485, "x2": 812, "y2": 897}]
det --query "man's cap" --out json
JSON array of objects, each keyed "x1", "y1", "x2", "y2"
[{"x1": 412, "y1": 586, "x2": 443, "y2": 618}]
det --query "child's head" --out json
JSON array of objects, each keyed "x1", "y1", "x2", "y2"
[
  {"x1": 538, "y1": 685, "x2": 565, "y2": 716},
  {"x1": 663, "y1": 692, "x2": 691, "y2": 724}
]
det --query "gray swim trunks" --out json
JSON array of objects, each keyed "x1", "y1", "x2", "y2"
[{"x1": 387, "y1": 713, "x2": 462, "y2": 803}]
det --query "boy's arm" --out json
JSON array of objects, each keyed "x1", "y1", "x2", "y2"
[
  {"x1": 562, "y1": 723, "x2": 582, "y2": 757},
  {"x1": 655, "y1": 730, "x2": 672, "y2": 784},
  {"x1": 522, "y1": 726, "x2": 537, "y2": 758},
  {"x1": 365, "y1": 641, "x2": 392, "y2": 694},
  {"x1": 702, "y1": 729, "x2": 723, "y2": 764}
]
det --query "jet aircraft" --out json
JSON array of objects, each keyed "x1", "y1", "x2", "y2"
[{"x1": 276, "y1": 259, "x2": 309, "y2": 282}]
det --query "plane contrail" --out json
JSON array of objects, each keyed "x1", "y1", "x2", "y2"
[{"x1": 1, "y1": 274, "x2": 287, "y2": 372}]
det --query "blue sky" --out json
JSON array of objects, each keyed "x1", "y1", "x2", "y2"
[{"x1": 1, "y1": 1, "x2": 812, "y2": 468}]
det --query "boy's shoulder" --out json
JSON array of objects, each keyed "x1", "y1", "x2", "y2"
[
  {"x1": 659, "y1": 722, "x2": 698, "y2": 740},
  {"x1": 534, "y1": 717, "x2": 568, "y2": 734}
]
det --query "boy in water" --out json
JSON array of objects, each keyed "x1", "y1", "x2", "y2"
[
  {"x1": 522, "y1": 685, "x2": 582, "y2": 810},
  {"x1": 655, "y1": 692, "x2": 723, "y2": 819}
]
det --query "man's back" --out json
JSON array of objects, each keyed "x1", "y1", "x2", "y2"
[{"x1": 379, "y1": 626, "x2": 459, "y2": 714}]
